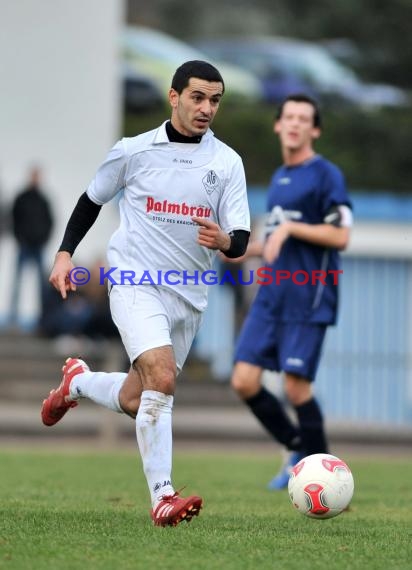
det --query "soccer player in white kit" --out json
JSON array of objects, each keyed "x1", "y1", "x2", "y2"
[{"x1": 41, "y1": 61, "x2": 250, "y2": 526}]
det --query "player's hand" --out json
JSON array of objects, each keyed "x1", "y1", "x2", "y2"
[
  {"x1": 192, "y1": 217, "x2": 231, "y2": 251},
  {"x1": 49, "y1": 251, "x2": 76, "y2": 299},
  {"x1": 263, "y1": 223, "x2": 291, "y2": 264}
]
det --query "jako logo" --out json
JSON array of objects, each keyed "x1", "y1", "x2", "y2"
[{"x1": 146, "y1": 197, "x2": 211, "y2": 218}]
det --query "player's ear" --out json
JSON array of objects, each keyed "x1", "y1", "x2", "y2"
[
  {"x1": 168, "y1": 88, "x2": 179, "y2": 109},
  {"x1": 274, "y1": 120, "x2": 281, "y2": 135},
  {"x1": 312, "y1": 127, "x2": 321, "y2": 139}
]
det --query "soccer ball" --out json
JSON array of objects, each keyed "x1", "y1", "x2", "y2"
[{"x1": 288, "y1": 453, "x2": 354, "y2": 519}]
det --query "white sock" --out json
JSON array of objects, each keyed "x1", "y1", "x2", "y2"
[
  {"x1": 69, "y1": 371, "x2": 126, "y2": 413},
  {"x1": 135, "y1": 390, "x2": 174, "y2": 507}
]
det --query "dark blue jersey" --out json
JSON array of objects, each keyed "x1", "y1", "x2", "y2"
[{"x1": 255, "y1": 155, "x2": 352, "y2": 324}]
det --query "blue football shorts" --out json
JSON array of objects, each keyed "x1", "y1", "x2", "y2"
[{"x1": 234, "y1": 311, "x2": 327, "y2": 382}]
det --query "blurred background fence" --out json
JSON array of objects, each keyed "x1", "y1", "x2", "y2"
[{"x1": 318, "y1": 255, "x2": 411, "y2": 428}]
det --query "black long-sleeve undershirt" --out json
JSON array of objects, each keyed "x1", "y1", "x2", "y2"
[
  {"x1": 224, "y1": 230, "x2": 250, "y2": 257},
  {"x1": 58, "y1": 192, "x2": 102, "y2": 255}
]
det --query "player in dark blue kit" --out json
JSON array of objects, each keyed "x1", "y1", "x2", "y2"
[{"x1": 226, "y1": 94, "x2": 353, "y2": 489}]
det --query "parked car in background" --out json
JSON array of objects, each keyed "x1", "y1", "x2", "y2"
[
  {"x1": 122, "y1": 63, "x2": 164, "y2": 112},
  {"x1": 194, "y1": 36, "x2": 409, "y2": 109},
  {"x1": 122, "y1": 26, "x2": 265, "y2": 105}
]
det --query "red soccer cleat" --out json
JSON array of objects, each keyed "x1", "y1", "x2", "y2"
[
  {"x1": 41, "y1": 357, "x2": 89, "y2": 426},
  {"x1": 151, "y1": 491, "x2": 203, "y2": 527}
]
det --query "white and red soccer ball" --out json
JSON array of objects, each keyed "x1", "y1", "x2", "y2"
[{"x1": 288, "y1": 453, "x2": 354, "y2": 519}]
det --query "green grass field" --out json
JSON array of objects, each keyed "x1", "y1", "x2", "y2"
[{"x1": 0, "y1": 448, "x2": 411, "y2": 570}]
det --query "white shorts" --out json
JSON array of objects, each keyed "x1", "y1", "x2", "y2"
[{"x1": 109, "y1": 285, "x2": 202, "y2": 372}]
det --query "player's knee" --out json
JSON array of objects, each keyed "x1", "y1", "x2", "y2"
[
  {"x1": 133, "y1": 359, "x2": 176, "y2": 395},
  {"x1": 133, "y1": 348, "x2": 177, "y2": 395},
  {"x1": 143, "y1": 366, "x2": 176, "y2": 395},
  {"x1": 231, "y1": 366, "x2": 261, "y2": 399},
  {"x1": 285, "y1": 375, "x2": 312, "y2": 406},
  {"x1": 231, "y1": 373, "x2": 244, "y2": 396},
  {"x1": 157, "y1": 372, "x2": 176, "y2": 396},
  {"x1": 286, "y1": 391, "x2": 303, "y2": 407}
]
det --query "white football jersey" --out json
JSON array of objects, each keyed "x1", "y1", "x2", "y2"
[{"x1": 86, "y1": 121, "x2": 250, "y2": 310}]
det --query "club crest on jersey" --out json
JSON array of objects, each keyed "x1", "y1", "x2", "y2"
[{"x1": 202, "y1": 170, "x2": 221, "y2": 195}]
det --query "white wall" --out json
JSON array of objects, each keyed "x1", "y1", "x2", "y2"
[{"x1": 0, "y1": 0, "x2": 124, "y2": 321}]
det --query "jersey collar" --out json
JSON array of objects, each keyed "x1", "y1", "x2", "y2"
[{"x1": 153, "y1": 121, "x2": 214, "y2": 144}]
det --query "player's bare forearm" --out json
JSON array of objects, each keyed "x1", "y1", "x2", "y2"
[
  {"x1": 263, "y1": 225, "x2": 289, "y2": 263},
  {"x1": 287, "y1": 222, "x2": 350, "y2": 250},
  {"x1": 49, "y1": 251, "x2": 76, "y2": 299},
  {"x1": 264, "y1": 222, "x2": 349, "y2": 264},
  {"x1": 246, "y1": 240, "x2": 264, "y2": 257}
]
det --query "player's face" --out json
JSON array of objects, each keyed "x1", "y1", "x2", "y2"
[
  {"x1": 274, "y1": 101, "x2": 320, "y2": 152},
  {"x1": 169, "y1": 78, "x2": 223, "y2": 137}
]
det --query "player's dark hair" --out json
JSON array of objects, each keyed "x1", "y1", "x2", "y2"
[
  {"x1": 276, "y1": 94, "x2": 322, "y2": 128},
  {"x1": 171, "y1": 60, "x2": 225, "y2": 94}
]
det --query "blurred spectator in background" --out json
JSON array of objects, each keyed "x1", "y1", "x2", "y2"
[
  {"x1": 39, "y1": 257, "x2": 119, "y2": 342},
  {"x1": 8, "y1": 166, "x2": 54, "y2": 328}
]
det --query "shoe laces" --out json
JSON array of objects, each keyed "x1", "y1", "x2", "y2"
[{"x1": 160, "y1": 486, "x2": 185, "y2": 503}]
